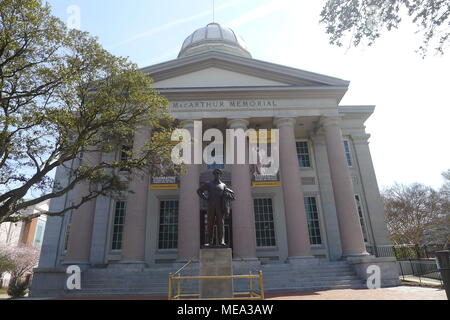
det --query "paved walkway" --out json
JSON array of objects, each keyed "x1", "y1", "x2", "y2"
[
  {"x1": 43, "y1": 286, "x2": 447, "y2": 300},
  {"x1": 265, "y1": 286, "x2": 446, "y2": 300},
  {"x1": 401, "y1": 276, "x2": 442, "y2": 287}
]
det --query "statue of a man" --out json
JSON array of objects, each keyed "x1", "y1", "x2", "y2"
[{"x1": 197, "y1": 169, "x2": 235, "y2": 247}]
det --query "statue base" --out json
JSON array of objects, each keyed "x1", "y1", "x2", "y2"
[{"x1": 199, "y1": 248, "x2": 233, "y2": 299}]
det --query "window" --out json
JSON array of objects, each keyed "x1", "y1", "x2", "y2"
[
  {"x1": 304, "y1": 197, "x2": 322, "y2": 245},
  {"x1": 64, "y1": 212, "x2": 73, "y2": 252},
  {"x1": 111, "y1": 201, "x2": 126, "y2": 250},
  {"x1": 119, "y1": 145, "x2": 132, "y2": 172},
  {"x1": 78, "y1": 151, "x2": 84, "y2": 166},
  {"x1": 296, "y1": 141, "x2": 311, "y2": 168},
  {"x1": 33, "y1": 219, "x2": 46, "y2": 248},
  {"x1": 343, "y1": 140, "x2": 353, "y2": 167},
  {"x1": 158, "y1": 200, "x2": 179, "y2": 249},
  {"x1": 355, "y1": 195, "x2": 368, "y2": 242},
  {"x1": 253, "y1": 198, "x2": 276, "y2": 247}
]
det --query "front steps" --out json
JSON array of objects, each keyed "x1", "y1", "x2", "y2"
[
  {"x1": 260, "y1": 261, "x2": 366, "y2": 292},
  {"x1": 36, "y1": 260, "x2": 366, "y2": 298}
]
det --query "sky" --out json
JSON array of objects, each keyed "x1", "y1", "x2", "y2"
[{"x1": 46, "y1": 0, "x2": 450, "y2": 190}]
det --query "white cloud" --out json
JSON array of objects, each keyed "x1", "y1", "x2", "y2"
[
  {"x1": 227, "y1": 0, "x2": 289, "y2": 29},
  {"x1": 110, "y1": 0, "x2": 245, "y2": 49}
]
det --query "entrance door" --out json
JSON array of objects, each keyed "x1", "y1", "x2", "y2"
[{"x1": 200, "y1": 209, "x2": 233, "y2": 249}]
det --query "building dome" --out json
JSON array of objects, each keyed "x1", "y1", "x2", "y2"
[{"x1": 178, "y1": 22, "x2": 252, "y2": 58}]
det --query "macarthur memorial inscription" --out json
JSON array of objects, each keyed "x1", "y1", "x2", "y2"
[{"x1": 171, "y1": 99, "x2": 278, "y2": 110}]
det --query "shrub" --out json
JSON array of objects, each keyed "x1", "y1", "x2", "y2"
[{"x1": 7, "y1": 279, "x2": 29, "y2": 299}]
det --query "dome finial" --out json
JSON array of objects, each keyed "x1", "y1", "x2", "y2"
[{"x1": 178, "y1": 23, "x2": 252, "y2": 58}]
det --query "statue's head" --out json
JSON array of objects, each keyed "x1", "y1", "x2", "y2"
[{"x1": 212, "y1": 168, "x2": 223, "y2": 178}]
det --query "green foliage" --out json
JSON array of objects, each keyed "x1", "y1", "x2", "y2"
[
  {"x1": 7, "y1": 278, "x2": 28, "y2": 298},
  {"x1": 320, "y1": 0, "x2": 450, "y2": 56},
  {"x1": 0, "y1": 0, "x2": 176, "y2": 222},
  {"x1": 0, "y1": 254, "x2": 15, "y2": 274}
]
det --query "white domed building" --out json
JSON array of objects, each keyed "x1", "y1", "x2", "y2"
[{"x1": 31, "y1": 23, "x2": 399, "y2": 297}]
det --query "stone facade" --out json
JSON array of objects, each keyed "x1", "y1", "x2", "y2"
[{"x1": 30, "y1": 23, "x2": 399, "y2": 297}]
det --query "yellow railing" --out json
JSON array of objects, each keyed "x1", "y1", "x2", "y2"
[{"x1": 168, "y1": 270, "x2": 265, "y2": 300}]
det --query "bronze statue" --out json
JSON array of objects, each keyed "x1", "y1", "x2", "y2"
[{"x1": 197, "y1": 169, "x2": 235, "y2": 247}]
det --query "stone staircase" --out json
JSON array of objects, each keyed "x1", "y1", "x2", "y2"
[
  {"x1": 260, "y1": 261, "x2": 366, "y2": 292},
  {"x1": 61, "y1": 260, "x2": 365, "y2": 297}
]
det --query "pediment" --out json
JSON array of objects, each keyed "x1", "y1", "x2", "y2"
[
  {"x1": 152, "y1": 67, "x2": 289, "y2": 88},
  {"x1": 143, "y1": 51, "x2": 349, "y2": 90}
]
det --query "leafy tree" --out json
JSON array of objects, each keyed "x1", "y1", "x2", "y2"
[
  {"x1": 0, "y1": 244, "x2": 39, "y2": 280},
  {"x1": 0, "y1": 246, "x2": 15, "y2": 274},
  {"x1": 320, "y1": 0, "x2": 450, "y2": 56},
  {"x1": 7, "y1": 279, "x2": 28, "y2": 298},
  {"x1": 382, "y1": 183, "x2": 449, "y2": 246},
  {"x1": 0, "y1": 0, "x2": 175, "y2": 223},
  {"x1": 441, "y1": 169, "x2": 450, "y2": 196}
]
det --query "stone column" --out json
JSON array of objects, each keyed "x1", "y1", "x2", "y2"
[
  {"x1": 64, "y1": 150, "x2": 102, "y2": 265},
  {"x1": 227, "y1": 119, "x2": 257, "y2": 260},
  {"x1": 351, "y1": 133, "x2": 391, "y2": 246},
  {"x1": 311, "y1": 135, "x2": 343, "y2": 260},
  {"x1": 275, "y1": 118, "x2": 313, "y2": 260},
  {"x1": 120, "y1": 126, "x2": 152, "y2": 266},
  {"x1": 177, "y1": 120, "x2": 201, "y2": 261},
  {"x1": 321, "y1": 117, "x2": 367, "y2": 256}
]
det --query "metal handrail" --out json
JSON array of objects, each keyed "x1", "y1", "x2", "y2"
[
  {"x1": 168, "y1": 271, "x2": 265, "y2": 300},
  {"x1": 173, "y1": 260, "x2": 192, "y2": 276}
]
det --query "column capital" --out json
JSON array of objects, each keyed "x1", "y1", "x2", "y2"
[
  {"x1": 351, "y1": 133, "x2": 371, "y2": 144},
  {"x1": 227, "y1": 118, "x2": 249, "y2": 129},
  {"x1": 180, "y1": 119, "x2": 201, "y2": 129},
  {"x1": 310, "y1": 133, "x2": 326, "y2": 146},
  {"x1": 319, "y1": 116, "x2": 342, "y2": 128},
  {"x1": 274, "y1": 117, "x2": 296, "y2": 128}
]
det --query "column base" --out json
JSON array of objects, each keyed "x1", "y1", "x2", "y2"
[
  {"x1": 346, "y1": 256, "x2": 401, "y2": 287},
  {"x1": 287, "y1": 256, "x2": 319, "y2": 266},
  {"x1": 343, "y1": 251, "x2": 371, "y2": 258},
  {"x1": 61, "y1": 261, "x2": 90, "y2": 271},
  {"x1": 232, "y1": 257, "x2": 261, "y2": 273},
  {"x1": 109, "y1": 261, "x2": 148, "y2": 270}
]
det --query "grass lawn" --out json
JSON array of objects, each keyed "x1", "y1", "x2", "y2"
[{"x1": 0, "y1": 287, "x2": 8, "y2": 296}]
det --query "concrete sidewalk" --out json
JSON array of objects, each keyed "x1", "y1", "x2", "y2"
[
  {"x1": 265, "y1": 286, "x2": 446, "y2": 300},
  {"x1": 39, "y1": 286, "x2": 447, "y2": 300},
  {"x1": 401, "y1": 276, "x2": 442, "y2": 287}
]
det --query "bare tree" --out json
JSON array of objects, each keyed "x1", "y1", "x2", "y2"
[{"x1": 382, "y1": 183, "x2": 449, "y2": 246}]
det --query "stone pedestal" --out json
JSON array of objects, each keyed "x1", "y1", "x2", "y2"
[
  {"x1": 347, "y1": 255, "x2": 401, "y2": 287},
  {"x1": 200, "y1": 248, "x2": 233, "y2": 299}
]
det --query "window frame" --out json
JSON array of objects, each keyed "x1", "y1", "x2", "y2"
[
  {"x1": 157, "y1": 199, "x2": 180, "y2": 251},
  {"x1": 253, "y1": 197, "x2": 277, "y2": 248},
  {"x1": 32, "y1": 219, "x2": 46, "y2": 248},
  {"x1": 304, "y1": 196, "x2": 323, "y2": 246},
  {"x1": 343, "y1": 139, "x2": 354, "y2": 167},
  {"x1": 110, "y1": 200, "x2": 127, "y2": 252},
  {"x1": 118, "y1": 145, "x2": 132, "y2": 173},
  {"x1": 296, "y1": 140, "x2": 313, "y2": 169},
  {"x1": 354, "y1": 194, "x2": 369, "y2": 243}
]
